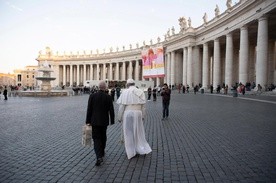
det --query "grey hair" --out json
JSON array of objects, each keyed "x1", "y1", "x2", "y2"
[{"x1": 98, "y1": 81, "x2": 107, "y2": 90}]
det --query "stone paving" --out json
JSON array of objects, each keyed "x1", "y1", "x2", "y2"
[{"x1": 0, "y1": 91, "x2": 275, "y2": 183}]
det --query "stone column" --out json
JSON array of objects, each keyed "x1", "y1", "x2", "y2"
[
  {"x1": 202, "y1": 43, "x2": 209, "y2": 88},
  {"x1": 170, "y1": 51, "x2": 175, "y2": 86},
  {"x1": 193, "y1": 46, "x2": 201, "y2": 85},
  {"x1": 156, "y1": 77, "x2": 160, "y2": 87},
  {"x1": 239, "y1": 26, "x2": 249, "y2": 85},
  {"x1": 77, "y1": 65, "x2": 80, "y2": 86},
  {"x1": 135, "y1": 60, "x2": 139, "y2": 80},
  {"x1": 166, "y1": 53, "x2": 171, "y2": 85},
  {"x1": 182, "y1": 47, "x2": 187, "y2": 86},
  {"x1": 63, "y1": 65, "x2": 66, "y2": 86},
  {"x1": 256, "y1": 16, "x2": 268, "y2": 88},
  {"x1": 96, "y1": 64, "x2": 99, "y2": 80},
  {"x1": 213, "y1": 38, "x2": 221, "y2": 88},
  {"x1": 122, "y1": 62, "x2": 126, "y2": 80},
  {"x1": 102, "y1": 64, "x2": 106, "y2": 81},
  {"x1": 128, "y1": 61, "x2": 133, "y2": 79},
  {"x1": 90, "y1": 64, "x2": 93, "y2": 80},
  {"x1": 109, "y1": 63, "x2": 113, "y2": 80},
  {"x1": 115, "y1": 62, "x2": 119, "y2": 80},
  {"x1": 83, "y1": 64, "x2": 86, "y2": 83},
  {"x1": 70, "y1": 65, "x2": 73, "y2": 86},
  {"x1": 187, "y1": 46, "x2": 193, "y2": 86},
  {"x1": 225, "y1": 33, "x2": 234, "y2": 87}
]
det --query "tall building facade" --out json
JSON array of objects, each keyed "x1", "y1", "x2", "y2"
[
  {"x1": 14, "y1": 66, "x2": 38, "y2": 88},
  {"x1": 36, "y1": 0, "x2": 276, "y2": 89}
]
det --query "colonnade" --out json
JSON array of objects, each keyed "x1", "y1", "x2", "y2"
[
  {"x1": 58, "y1": 60, "x2": 142, "y2": 86},
  {"x1": 165, "y1": 16, "x2": 273, "y2": 89}
]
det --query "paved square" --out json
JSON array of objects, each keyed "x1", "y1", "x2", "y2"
[{"x1": 0, "y1": 92, "x2": 275, "y2": 182}]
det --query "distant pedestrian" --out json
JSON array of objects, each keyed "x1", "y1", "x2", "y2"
[
  {"x1": 257, "y1": 84, "x2": 262, "y2": 95},
  {"x1": 161, "y1": 83, "x2": 171, "y2": 120},
  {"x1": 210, "y1": 84, "x2": 213, "y2": 94},
  {"x1": 110, "y1": 87, "x2": 115, "y2": 101},
  {"x1": 85, "y1": 81, "x2": 115, "y2": 166},
  {"x1": 182, "y1": 85, "x2": 186, "y2": 94},
  {"x1": 147, "y1": 86, "x2": 152, "y2": 101},
  {"x1": 224, "y1": 85, "x2": 228, "y2": 95},
  {"x1": 116, "y1": 85, "x2": 121, "y2": 100},
  {"x1": 152, "y1": 86, "x2": 157, "y2": 101},
  {"x1": 3, "y1": 86, "x2": 8, "y2": 100}
]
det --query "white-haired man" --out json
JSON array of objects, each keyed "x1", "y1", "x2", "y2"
[
  {"x1": 85, "y1": 81, "x2": 115, "y2": 166},
  {"x1": 117, "y1": 79, "x2": 152, "y2": 159}
]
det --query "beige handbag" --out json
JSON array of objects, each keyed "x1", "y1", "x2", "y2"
[{"x1": 82, "y1": 124, "x2": 92, "y2": 147}]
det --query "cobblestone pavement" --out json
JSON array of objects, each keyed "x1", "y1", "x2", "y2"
[{"x1": 0, "y1": 91, "x2": 275, "y2": 183}]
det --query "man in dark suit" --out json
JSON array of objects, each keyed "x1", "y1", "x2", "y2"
[{"x1": 85, "y1": 81, "x2": 115, "y2": 166}]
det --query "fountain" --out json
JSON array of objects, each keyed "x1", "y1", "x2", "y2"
[
  {"x1": 36, "y1": 61, "x2": 56, "y2": 92},
  {"x1": 18, "y1": 61, "x2": 68, "y2": 97}
]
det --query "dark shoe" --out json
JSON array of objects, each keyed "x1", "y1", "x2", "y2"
[{"x1": 95, "y1": 158, "x2": 103, "y2": 166}]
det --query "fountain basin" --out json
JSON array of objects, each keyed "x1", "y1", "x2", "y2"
[{"x1": 18, "y1": 90, "x2": 69, "y2": 97}]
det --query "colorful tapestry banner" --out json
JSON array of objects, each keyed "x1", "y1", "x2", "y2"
[{"x1": 141, "y1": 46, "x2": 165, "y2": 78}]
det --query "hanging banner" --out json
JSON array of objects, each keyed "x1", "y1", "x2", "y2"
[{"x1": 141, "y1": 46, "x2": 165, "y2": 78}]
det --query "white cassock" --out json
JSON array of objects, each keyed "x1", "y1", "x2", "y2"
[{"x1": 117, "y1": 86, "x2": 152, "y2": 159}]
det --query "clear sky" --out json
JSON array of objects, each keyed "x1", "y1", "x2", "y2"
[{"x1": 0, "y1": 0, "x2": 239, "y2": 74}]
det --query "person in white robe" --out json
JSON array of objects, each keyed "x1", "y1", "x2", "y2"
[{"x1": 117, "y1": 79, "x2": 152, "y2": 159}]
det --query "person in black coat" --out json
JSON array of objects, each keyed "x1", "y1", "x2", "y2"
[
  {"x1": 85, "y1": 81, "x2": 115, "y2": 166},
  {"x1": 3, "y1": 86, "x2": 8, "y2": 100}
]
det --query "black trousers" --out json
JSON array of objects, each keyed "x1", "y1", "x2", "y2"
[
  {"x1": 92, "y1": 126, "x2": 107, "y2": 159},
  {"x1": 162, "y1": 100, "x2": 170, "y2": 118}
]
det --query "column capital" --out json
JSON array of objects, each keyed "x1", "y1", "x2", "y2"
[
  {"x1": 241, "y1": 25, "x2": 248, "y2": 30},
  {"x1": 258, "y1": 15, "x2": 268, "y2": 22},
  {"x1": 226, "y1": 32, "x2": 233, "y2": 37}
]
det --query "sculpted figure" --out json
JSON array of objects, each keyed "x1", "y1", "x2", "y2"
[
  {"x1": 171, "y1": 26, "x2": 175, "y2": 35},
  {"x1": 143, "y1": 41, "x2": 146, "y2": 46},
  {"x1": 136, "y1": 43, "x2": 139, "y2": 48},
  {"x1": 129, "y1": 44, "x2": 132, "y2": 49},
  {"x1": 116, "y1": 47, "x2": 119, "y2": 52},
  {"x1": 215, "y1": 4, "x2": 220, "y2": 17},
  {"x1": 226, "y1": 0, "x2": 232, "y2": 9},
  {"x1": 178, "y1": 17, "x2": 187, "y2": 32},
  {"x1": 90, "y1": 50, "x2": 93, "y2": 55},
  {"x1": 123, "y1": 46, "x2": 125, "y2": 51},
  {"x1": 45, "y1": 47, "x2": 52, "y2": 57},
  {"x1": 203, "y1": 13, "x2": 208, "y2": 24},
  {"x1": 167, "y1": 28, "x2": 170, "y2": 37},
  {"x1": 188, "y1": 17, "x2": 191, "y2": 27},
  {"x1": 164, "y1": 34, "x2": 167, "y2": 41},
  {"x1": 150, "y1": 39, "x2": 153, "y2": 45},
  {"x1": 157, "y1": 37, "x2": 161, "y2": 43}
]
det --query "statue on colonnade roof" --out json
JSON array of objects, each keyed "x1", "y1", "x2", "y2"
[
  {"x1": 215, "y1": 4, "x2": 220, "y2": 18},
  {"x1": 171, "y1": 26, "x2": 175, "y2": 35},
  {"x1": 179, "y1": 17, "x2": 187, "y2": 33},
  {"x1": 226, "y1": 0, "x2": 232, "y2": 9},
  {"x1": 203, "y1": 13, "x2": 208, "y2": 24}
]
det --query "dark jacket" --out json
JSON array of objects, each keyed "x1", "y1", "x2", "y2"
[
  {"x1": 85, "y1": 90, "x2": 115, "y2": 126},
  {"x1": 161, "y1": 88, "x2": 171, "y2": 101}
]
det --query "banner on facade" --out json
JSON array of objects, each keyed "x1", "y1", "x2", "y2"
[{"x1": 141, "y1": 46, "x2": 165, "y2": 78}]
